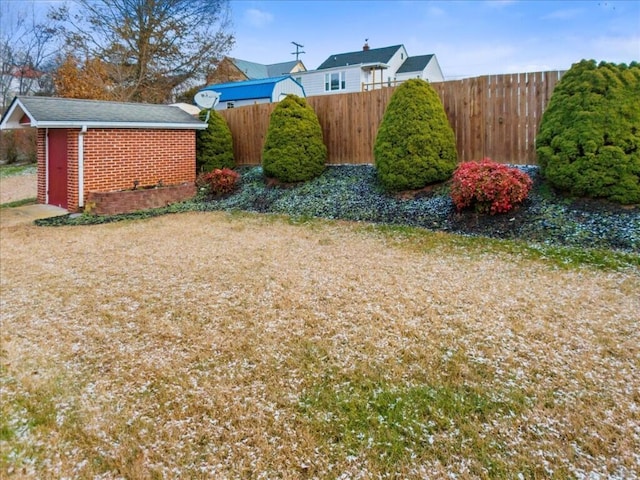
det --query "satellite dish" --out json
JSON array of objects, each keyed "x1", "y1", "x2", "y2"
[{"x1": 194, "y1": 90, "x2": 220, "y2": 109}]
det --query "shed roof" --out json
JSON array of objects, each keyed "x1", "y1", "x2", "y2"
[
  {"x1": 0, "y1": 96, "x2": 207, "y2": 130},
  {"x1": 396, "y1": 54, "x2": 435, "y2": 73},
  {"x1": 317, "y1": 45, "x2": 403, "y2": 70},
  {"x1": 201, "y1": 76, "x2": 304, "y2": 102}
]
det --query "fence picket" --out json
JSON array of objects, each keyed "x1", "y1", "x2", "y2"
[{"x1": 218, "y1": 70, "x2": 564, "y2": 166}]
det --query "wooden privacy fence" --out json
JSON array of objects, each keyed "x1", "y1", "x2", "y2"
[{"x1": 219, "y1": 70, "x2": 565, "y2": 166}]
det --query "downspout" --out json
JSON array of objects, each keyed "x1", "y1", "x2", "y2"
[{"x1": 78, "y1": 125, "x2": 87, "y2": 208}]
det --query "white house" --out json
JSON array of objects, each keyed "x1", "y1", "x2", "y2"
[
  {"x1": 198, "y1": 75, "x2": 306, "y2": 110},
  {"x1": 394, "y1": 54, "x2": 444, "y2": 83},
  {"x1": 295, "y1": 43, "x2": 444, "y2": 97}
]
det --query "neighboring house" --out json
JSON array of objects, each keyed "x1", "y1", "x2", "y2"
[
  {"x1": 207, "y1": 56, "x2": 307, "y2": 85},
  {"x1": 198, "y1": 76, "x2": 306, "y2": 110},
  {"x1": 1, "y1": 65, "x2": 45, "y2": 110},
  {"x1": 0, "y1": 96, "x2": 206, "y2": 213},
  {"x1": 394, "y1": 54, "x2": 444, "y2": 83},
  {"x1": 296, "y1": 43, "x2": 444, "y2": 97}
]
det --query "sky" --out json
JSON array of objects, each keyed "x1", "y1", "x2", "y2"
[
  {"x1": 1, "y1": 0, "x2": 638, "y2": 80},
  {"x1": 228, "y1": 0, "x2": 640, "y2": 79}
]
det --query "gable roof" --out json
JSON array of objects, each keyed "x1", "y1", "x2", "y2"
[
  {"x1": 229, "y1": 58, "x2": 304, "y2": 80},
  {"x1": 232, "y1": 58, "x2": 269, "y2": 79},
  {"x1": 267, "y1": 61, "x2": 303, "y2": 77},
  {"x1": 317, "y1": 45, "x2": 403, "y2": 70},
  {"x1": 201, "y1": 76, "x2": 304, "y2": 102},
  {"x1": 396, "y1": 54, "x2": 435, "y2": 74},
  {"x1": 0, "y1": 96, "x2": 207, "y2": 130}
]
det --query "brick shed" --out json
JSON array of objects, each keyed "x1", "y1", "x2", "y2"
[{"x1": 0, "y1": 96, "x2": 207, "y2": 213}]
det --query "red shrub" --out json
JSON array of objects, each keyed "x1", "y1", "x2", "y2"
[
  {"x1": 196, "y1": 168, "x2": 240, "y2": 195},
  {"x1": 450, "y1": 159, "x2": 532, "y2": 214}
]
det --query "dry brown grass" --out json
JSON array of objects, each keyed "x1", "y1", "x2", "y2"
[
  {"x1": 1, "y1": 211, "x2": 639, "y2": 479},
  {"x1": 0, "y1": 174, "x2": 36, "y2": 204}
]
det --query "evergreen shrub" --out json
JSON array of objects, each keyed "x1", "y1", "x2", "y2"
[
  {"x1": 262, "y1": 94, "x2": 327, "y2": 183},
  {"x1": 536, "y1": 59, "x2": 640, "y2": 204},
  {"x1": 374, "y1": 78, "x2": 458, "y2": 192},
  {"x1": 196, "y1": 109, "x2": 235, "y2": 172},
  {"x1": 450, "y1": 158, "x2": 533, "y2": 214}
]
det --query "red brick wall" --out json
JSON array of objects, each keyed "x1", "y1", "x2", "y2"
[
  {"x1": 37, "y1": 128, "x2": 196, "y2": 212},
  {"x1": 36, "y1": 129, "x2": 46, "y2": 205},
  {"x1": 87, "y1": 183, "x2": 197, "y2": 215},
  {"x1": 67, "y1": 130, "x2": 79, "y2": 211}
]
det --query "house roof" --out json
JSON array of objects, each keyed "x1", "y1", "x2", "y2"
[
  {"x1": 0, "y1": 96, "x2": 207, "y2": 130},
  {"x1": 230, "y1": 58, "x2": 303, "y2": 79},
  {"x1": 201, "y1": 76, "x2": 304, "y2": 102},
  {"x1": 232, "y1": 59, "x2": 269, "y2": 79},
  {"x1": 267, "y1": 61, "x2": 303, "y2": 77},
  {"x1": 396, "y1": 54, "x2": 435, "y2": 74},
  {"x1": 317, "y1": 45, "x2": 403, "y2": 70}
]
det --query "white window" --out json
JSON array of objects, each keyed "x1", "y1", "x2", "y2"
[
  {"x1": 324, "y1": 71, "x2": 346, "y2": 91},
  {"x1": 227, "y1": 102, "x2": 234, "y2": 109}
]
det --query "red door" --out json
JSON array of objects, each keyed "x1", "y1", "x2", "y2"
[{"x1": 48, "y1": 129, "x2": 68, "y2": 209}]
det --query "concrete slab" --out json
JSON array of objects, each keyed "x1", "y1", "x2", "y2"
[{"x1": 0, "y1": 204, "x2": 68, "y2": 227}]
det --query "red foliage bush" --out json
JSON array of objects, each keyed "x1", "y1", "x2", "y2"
[
  {"x1": 196, "y1": 168, "x2": 240, "y2": 195},
  {"x1": 450, "y1": 159, "x2": 532, "y2": 214}
]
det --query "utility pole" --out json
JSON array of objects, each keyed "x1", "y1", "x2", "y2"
[{"x1": 291, "y1": 41, "x2": 305, "y2": 61}]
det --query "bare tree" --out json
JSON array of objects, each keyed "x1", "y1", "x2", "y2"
[
  {"x1": 0, "y1": 2, "x2": 58, "y2": 109},
  {"x1": 50, "y1": 0, "x2": 234, "y2": 103}
]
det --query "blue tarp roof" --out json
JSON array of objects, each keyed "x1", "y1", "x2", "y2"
[{"x1": 200, "y1": 76, "x2": 302, "y2": 102}]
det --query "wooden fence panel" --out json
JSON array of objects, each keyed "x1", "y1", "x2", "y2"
[
  {"x1": 219, "y1": 103, "x2": 275, "y2": 165},
  {"x1": 218, "y1": 70, "x2": 564, "y2": 166}
]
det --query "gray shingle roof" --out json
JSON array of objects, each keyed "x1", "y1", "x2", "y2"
[
  {"x1": 0, "y1": 96, "x2": 206, "y2": 129},
  {"x1": 230, "y1": 58, "x2": 303, "y2": 80},
  {"x1": 232, "y1": 58, "x2": 269, "y2": 79},
  {"x1": 266, "y1": 61, "x2": 302, "y2": 77},
  {"x1": 317, "y1": 45, "x2": 403, "y2": 70},
  {"x1": 396, "y1": 54, "x2": 435, "y2": 74}
]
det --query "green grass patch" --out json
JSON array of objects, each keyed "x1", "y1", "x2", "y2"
[
  {"x1": 298, "y1": 375, "x2": 529, "y2": 476},
  {"x1": 0, "y1": 197, "x2": 37, "y2": 209},
  {"x1": 0, "y1": 164, "x2": 36, "y2": 178},
  {"x1": 362, "y1": 223, "x2": 640, "y2": 272}
]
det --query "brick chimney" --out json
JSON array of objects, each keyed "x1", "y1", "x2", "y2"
[{"x1": 363, "y1": 39, "x2": 370, "y2": 51}]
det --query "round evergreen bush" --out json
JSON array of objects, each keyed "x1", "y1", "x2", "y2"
[
  {"x1": 262, "y1": 94, "x2": 327, "y2": 183},
  {"x1": 536, "y1": 59, "x2": 640, "y2": 204},
  {"x1": 374, "y1": 78, "x2": 458, "y2": 192},
  {"x1": 196, "y1": 109, "x2": 235, "y2": 172}
]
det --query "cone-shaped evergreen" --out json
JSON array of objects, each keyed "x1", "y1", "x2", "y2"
[
  {"x1": 536, "y1": 60, "x2": 640, "y2": 204},
  {"x1": 262, "y1": 95, "x2": 326, "y2": 183},
  {"x1": 374, "y1": 78, "x2": 457, "y2": 192},
  {"x1": 196, "y1": 109, "x2": 235, "y2": 172}
]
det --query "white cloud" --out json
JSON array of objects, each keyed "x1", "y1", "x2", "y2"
[
  {"x1": 428, "y1": 6, "x2": 446, "y2": 16},
  {"x1": 592, "y1": 35, "x2": 640, "y2": 60},
  {"x1": 542, "y1": 8, "x2": 584, "y2": 20},
  {"x1": 244, "y1": 8, "x2": 274, "y2": 28},
  {"x1": 484, "y1": 0, "x2": 516, "y2": 9}
]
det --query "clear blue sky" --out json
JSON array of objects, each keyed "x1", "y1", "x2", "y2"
[{"x1": 229, "y1": 0, "x2": 640, "y2": 79}]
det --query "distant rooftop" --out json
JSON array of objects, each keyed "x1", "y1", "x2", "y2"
[
  {"x1": 396, "y1": 54, "x2": 435, "y2": 73},
  {"x1": 317, "y1": 45, "x2": 404, "y2": 70},
  {"x1": 230, "y1": 58, "x2": 304, "y2": 79}
]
